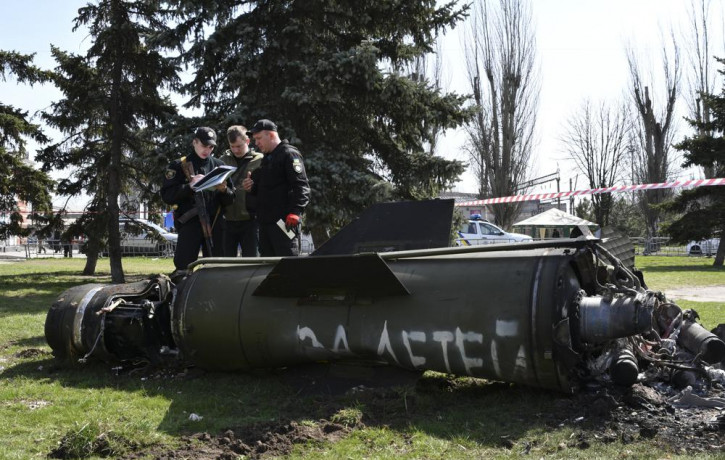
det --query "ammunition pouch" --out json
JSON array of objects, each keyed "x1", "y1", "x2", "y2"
[{"x1": 176, "y1": 207, "x2": 198, "y2": 224}]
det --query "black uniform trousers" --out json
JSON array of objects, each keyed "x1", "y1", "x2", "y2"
[
  {"x1": 258, "y1": 222, "x2": 298, "y2": 257},
  {"x1": 223, "y1": 219, "x2": 259, "y2": 257},
  {"x1": 174, "y1": 217, "x2": 225, "y2": 270}
]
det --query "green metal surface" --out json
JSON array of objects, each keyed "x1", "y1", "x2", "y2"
[{"x1": 173, "y1": 247, "x2": 586, "y2": 392}]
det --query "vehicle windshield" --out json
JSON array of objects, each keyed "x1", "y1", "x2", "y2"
[
  {"x1": 460, "y1": 222, "x2": 476, "y2": 233},
  {"x1": 121, "y1": 219, "x2": 168, "y2": 234},
  {"x1": 142, "y1": 221, "x2": 168, "y2": 234},
  {"x1": 480, "y1": 222, "x2": 503, "y2": 235}
]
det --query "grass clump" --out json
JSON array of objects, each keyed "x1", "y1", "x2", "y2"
[
  {"x1": 331, "y1": 405, "x2": 364, "y2": 428},
  {"x1": 48, "y1": 420, "x2": 135, "y2": 459}
]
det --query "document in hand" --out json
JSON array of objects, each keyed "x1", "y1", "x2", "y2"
[
  {"x1": 191, "y1": 165, "x2": 237, "y2": 192},
  {"x1": 276, "y1": 219, "x2": 296, "y2": 240}
]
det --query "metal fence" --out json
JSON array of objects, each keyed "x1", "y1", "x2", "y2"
[
  {"x1": 629, "y1": 237, "x2": 692, "y2": 257},
  {"x1": 17, "y1": 238, "x2": 314, "y2": 259},
  {"x1": 16, "y1": 239, "x2": 177, "y2": 259},
  {"x1": 10, "y1": 241, "x2": 81, "y2": 258},
  {"x1": 102, "y1": 237, "x2": 177, "y2": 258},
  {"x1": 6, "y1": 236, "x2": 716, "y2": 259},
  {"x1": 455, "y1": 236, "x2": 717, "y2": 258}
]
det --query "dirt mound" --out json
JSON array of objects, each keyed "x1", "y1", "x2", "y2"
[
  {"x1": 121, "y1": 420, "x2": 350, "y2": 460},
  {"x1": 111, "y1": 379, "x2": 724, "y2": 459}
]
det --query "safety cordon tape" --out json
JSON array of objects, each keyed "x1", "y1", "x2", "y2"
[{"x1": 455, "y1": 177, "x2": 725, "y2": 206}]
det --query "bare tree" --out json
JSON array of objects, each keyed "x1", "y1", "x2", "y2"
[
  {"x1": 626, "y1": 34, "x2": 681, "y2": 238},
  {"x1": 683, "y1": 0, "x2": 721, "y2": 178},
  {"x1": 463, "y1": 0, "x2": 539, "y2": 229},
  {"x1": 408, "y1": 40, "x2": 447, "y2": 156},
  {"x1": 561, "y1": 100, "x2": 631, "y2": 227}
]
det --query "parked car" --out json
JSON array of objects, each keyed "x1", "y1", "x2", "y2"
[
  {"x1": 104, "y1": 218, "x2": 177, "y2": 256},
  {"x1": 456, "y1": 216, "x2": 533, "y2": 246},
  {"x1": 686, "y1": 238, "x2": 720, "y2": 256}
]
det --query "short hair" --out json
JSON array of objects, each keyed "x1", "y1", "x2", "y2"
[{"x1": 226, "y1": 125, "x2": 248, "y2": 143}]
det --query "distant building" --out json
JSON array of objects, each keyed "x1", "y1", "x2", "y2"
[{"x1": 0, "y1": 200, "x2": 32, "y2": 246}]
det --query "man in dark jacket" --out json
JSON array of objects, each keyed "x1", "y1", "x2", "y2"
[
  {"x1": 220, "y1": 125, "x2": 263, "y2": 256},
  {"x1": 242, "y1": 119, "x2": 310, "y2": 256},
  {"x1": 161, "y1": 127, "x2": 235, "y2": 271}
]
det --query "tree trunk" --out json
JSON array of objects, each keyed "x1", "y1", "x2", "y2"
[
  {"x1": 82, "y1": 240, "x2": 100, "y2": 275},
  {"x1": 464, "y1": 0, "x2": 536, "y2": 230},
  {"x1": 714, "y1": 224, "x2": 725, "y2": 267},
  {"x1": 106, "y1": 0, "x2": 125, "y2": 284}
]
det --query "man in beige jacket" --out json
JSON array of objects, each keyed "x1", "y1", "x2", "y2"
[{"x1": 220, "y1": 125, "x2": 263, "y2": 256}]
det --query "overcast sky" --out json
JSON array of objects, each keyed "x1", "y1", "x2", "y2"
[{"x1": 2, "y1": 0, "x2": 722, "y2": 205}]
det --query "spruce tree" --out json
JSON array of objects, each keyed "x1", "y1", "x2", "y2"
[
  {"x1": 0, "y1": 51, "x2": 54, "y2": 241},
  {"x1": 667, "y1": 58, "x2": 725, "y2": 266},
  {"x1": 38, "y1": 1, "x2": 179, "y2": 281},
  {"x1": 158, "y1": 0, "x2": 472, "y2": 243}
]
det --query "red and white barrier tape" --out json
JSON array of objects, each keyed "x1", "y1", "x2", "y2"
[{"x1": 456, "y1": 178, "x2": 725, "y2": 206}]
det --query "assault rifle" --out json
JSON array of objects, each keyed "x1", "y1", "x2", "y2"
[{"x1": 181, "y1": 161, "x2": 214, "y2": 256}]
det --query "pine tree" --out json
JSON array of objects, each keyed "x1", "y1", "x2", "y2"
[
  {"x1": 158, "y1": 0, "x2": 472, "y2": 243},
  {"x1": 38, "y1": 1, "x2": 179, "y2": 281},
  {"x1": 0, "y1": 51, "x2": 54, "y2": 241},
  {"x1": 667, "y1": 58, "x2": 725, "y2": 266}
]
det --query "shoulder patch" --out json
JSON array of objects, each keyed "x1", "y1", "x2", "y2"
[
  {"x1": 165, "y1": 169, "x2": 176, "y2": 180},
  {"x1": 292, "y1": 158, "x2": 303, "y2": 174}
]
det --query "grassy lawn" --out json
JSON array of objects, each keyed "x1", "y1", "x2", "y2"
[
  {"x1": 0, "y1": 255, "x2": 723, "y2": 459},
  {"x1": 635, "y1": 255, "x2": 725, "y2": 290},
  {"x1": 635, "y1": 255, "x2": 724, "y2": 330}
]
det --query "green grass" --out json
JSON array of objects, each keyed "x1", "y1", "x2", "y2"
[
  {"x1": 635, "y1": 255, "x2": 725, "y2": 289},
  {"x1": 635, "y1": 255, "x2": 724, "y2": 330},
  {"x1": 0, "y1": 256, "x2": 723, "y2": 459}
]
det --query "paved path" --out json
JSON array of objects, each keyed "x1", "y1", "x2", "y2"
[
  {"x1": 0, "y1": 246, "x2": 85, "y2": 260},
  {"x1": 664, "y1": 285, "x2": 725, "y2": 303}
]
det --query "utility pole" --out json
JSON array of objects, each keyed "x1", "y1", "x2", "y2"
[
  {"x1": 569, "y1": 178, "x2": 574, "y2": 214},
  {"x1": 557, "y1": 176, "x2": 561, "y2": 209},
  {"x1": 515, "y1": 169, "x2": 561, "y2": 214},
  {"x1": 514, "y1": 170, "x2": 560, "y2": 192}
]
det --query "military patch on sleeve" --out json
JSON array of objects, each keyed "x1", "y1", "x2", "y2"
[
  {"x1": 165, "y1": 169, "x2": 176, "y2": 180},
  {"x1": 292, "y1": 158, "x2": 303, "y2": 174}
]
